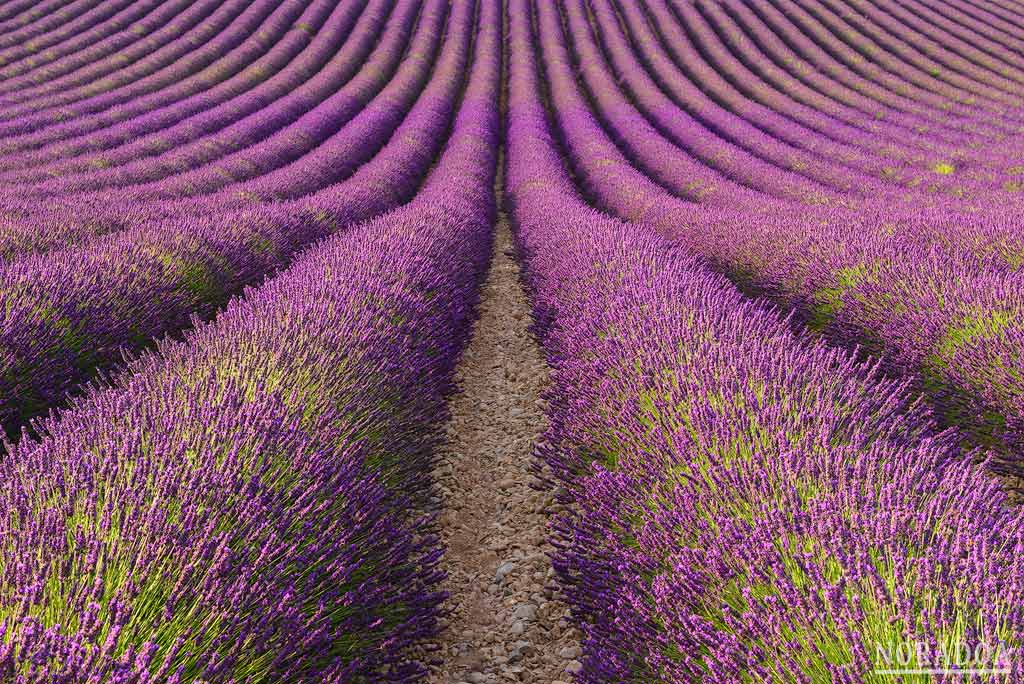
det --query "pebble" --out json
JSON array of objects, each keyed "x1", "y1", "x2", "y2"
[
  {"x1": 495, "y1": 561, "x2": 516, "y2": 581},
  {"x1": 559, "y1": 645, "x2": 582, "y2": 659},
  {"x1": 511, "y1": 603, "x2": 537, "y2": 621}
]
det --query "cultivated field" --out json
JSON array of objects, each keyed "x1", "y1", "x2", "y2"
[{"x1": 0, "y1": 0, "x2": 1021, "y2": 682}]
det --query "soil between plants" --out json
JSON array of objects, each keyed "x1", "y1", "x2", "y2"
[{"x1": 425, "y1": 215, "x2": 581, "y2": 684}]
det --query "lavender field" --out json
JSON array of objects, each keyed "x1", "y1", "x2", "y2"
[{"x1": 0, "y1": 0, "x2": 1022, "y2": 681}]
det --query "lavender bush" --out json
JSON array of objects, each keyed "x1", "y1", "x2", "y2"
[
  {"x1": 508, "y1": 0, "x2": 1024, "y2": 680},
  {"x1": 0, "y1": 0, "x2": 500, "y2": 678}
]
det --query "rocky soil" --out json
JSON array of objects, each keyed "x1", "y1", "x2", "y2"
[{"x1": 425, "y1": 216, "x2": 581, "y2": 684}]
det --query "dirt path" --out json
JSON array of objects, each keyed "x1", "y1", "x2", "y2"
[{"x1": 426, "y1": 215, "x2": 581, "y2": 684}]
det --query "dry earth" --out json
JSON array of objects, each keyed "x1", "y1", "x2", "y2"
[{"x1": 425, "y1": 215, "x2": 581, "y2": 684}]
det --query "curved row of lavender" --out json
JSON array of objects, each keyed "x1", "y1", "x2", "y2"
[
  {"x1": 0, "y1": 0, "x2": 997, "y2": 220},
  {"x1": 0, "y1": 0, "x2": 381, "y2": 221},
  {"x1": 0, "y1": 0, "x2": 200, "y2": 97},
  {"x1": 0, "y1": 0, "x2": 370, "y2": 172},
  {"x1": 528, "y1": 0, "x2": 1024, "y2": 466},
  {"x1": 0, "y1": 0, "x2": 393, "y2": 255},
  {"x1": 0, "y1": 0, "x2": 267, "y2": 133},
  {"x1": 12, "y1": 0, "x2": 1022, "y2": 234},
  {"x1": 0, "y1": 0, "x2": 470, "y2": 255},
  {"x1": 0, "y1": 0, "x2": 500, "y2": 678},
  {"x1": 506, "y1": 1, "x2": 1024, "y2": 681},
  {"x1": 0, "y1": 0, "x2": 474, "y2": 438},
  {"x1": 0, "y1": 0, "x2": 191, "y2": 92},
  {"x1": 3, "y1": 0, "x2": 412, "y2": 196},
  {"x1": 605, "y1": 0, "x2": 1024, "y2": 193},
  {"x1": 2, "y1": 0, "x2": 1015, "y2": 259}
]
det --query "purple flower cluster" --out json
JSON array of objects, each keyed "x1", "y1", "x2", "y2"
[
  {"x1": 2, "y1": 0, "x2": 1024, "y2": 680},
  {"x1": 0, "y1": 0, "x2": 392, "y2": 253},
  {"x1": 508, "y1": 0, "x2": 1024, "y2": 681},
  {"x1": 524, "y1": 0, "x2": 1024, "y2": 464},
  {"x1": 0, "y1": 0, "x2": 500, "y2": 679},
  {"x1": 0, "y1": 0, "x2": 373, "y2": 183},
  {"x1": 0, "y1": 0, "x2": 484, "y2": 436}
]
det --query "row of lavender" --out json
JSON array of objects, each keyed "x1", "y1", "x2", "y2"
[
  {"x1": 0, "y1": 0, "x2": 395, "y2": 249},
  {"x1": 0, "y1": 0, "x2": 1016, "y2": 253},
  {"x1": 0, "y1": 0, "x2": 1009, "y2": 228},
  {"x1": 0, "y1": 0, "x2": 501, "y2": 678},
  {"x1": 1, "y1": 0, "x2": 1017, "y2": 246},
  {"x1": 577, "y1": 0, "x2": 1024, "y2": 204},
  {"x1": 0, "y1": 0, "x2": 385, "y2": 250},
  {"x1": 0, "y1": 0, "x2": 978, "y2": 280},
  {"x1": 0, "y1": 0, "x2": 476, "y2": 438},
  {"x1": 507, "y1": 1, "x2": 1024, "y2": 681},
  {"x1": 532, "y1": 0, "x2": 1024, "y2": 466},
  {"x1": 0, "y1": 0, "x2": 493, "y2": 254},
  {"x1": 4, "y1": 0, "x2": 429, "y2": 200},
  {"x1": 6, "y1": 0, "x2": 1015, "y2": 200}
]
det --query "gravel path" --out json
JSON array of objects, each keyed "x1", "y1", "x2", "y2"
[{"x1": 426, "y1": 214, "x2": 581, "y2": 684}]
